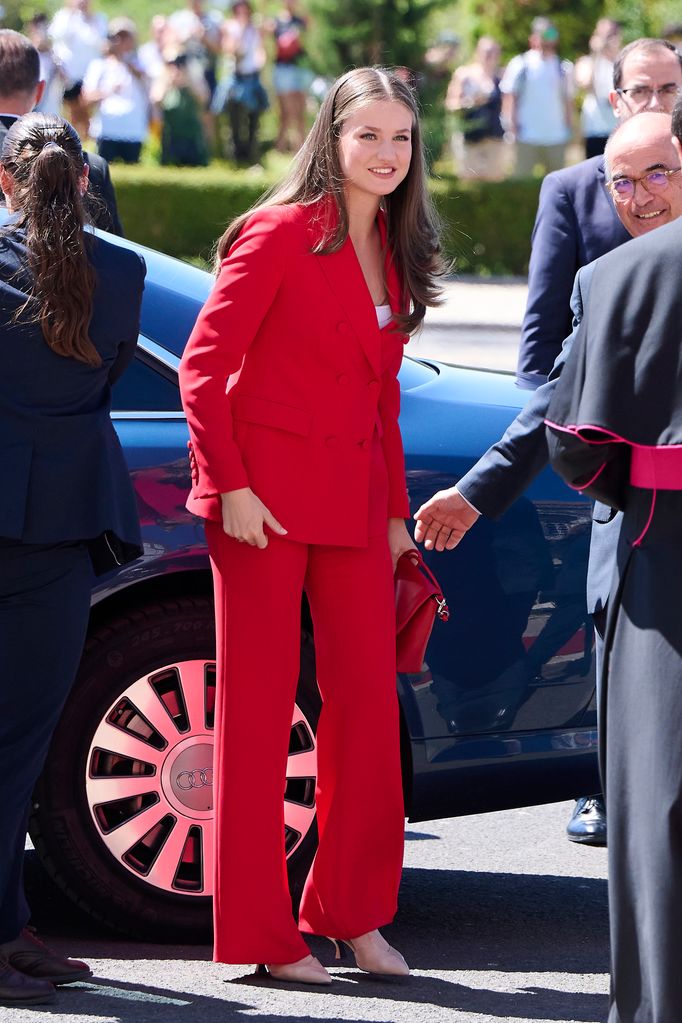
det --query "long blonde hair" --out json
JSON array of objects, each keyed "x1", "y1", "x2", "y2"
[{"x1": 215, "y1": 67, "x2": 445, "y2": 333}]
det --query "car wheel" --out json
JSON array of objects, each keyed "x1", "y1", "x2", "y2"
[{"x1": 29, "y1": 596, "x2": 320, "y2": 942}]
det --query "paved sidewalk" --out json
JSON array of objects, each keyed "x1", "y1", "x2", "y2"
[
  {"x1": 426, "y1": 276, "x2": 528, "y2": 329},
  {"x1": 409, "y1": 276, "x2": 529, "y2": 373}
]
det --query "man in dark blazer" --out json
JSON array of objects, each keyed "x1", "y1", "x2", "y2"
[
  {"x1": 517, "y1": 37, "x2": 682, "y2": 390},
  {"x1": 414, "y1": 109, "x2": 682, "y2": 842},
  {"x1": 443, "y1": 35, "x2": 682, "y2": 846},
  {"x1": 0, "y1": 29, "x2": 123, "y2": 235}
]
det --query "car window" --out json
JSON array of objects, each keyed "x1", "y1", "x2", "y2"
[{"x1": 112, "y1": 351, "x2": 182, "y2": 412}]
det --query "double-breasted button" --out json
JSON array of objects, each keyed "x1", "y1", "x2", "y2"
[
  {"x1": 368, "y1": 379, "x2": 380, "y2": 394},
  {"x1": 358, "y1": 439, "x2": 370, "y2": 450},
  {"x1": 337, "y1": 373, "x2": 349, "y2": 386},
  {"x1": 336, "y1": 321, "x2": 351, "y2": 334},
  {"x1": 325, "y1": 436, "x2": 338, "y2": 447}
]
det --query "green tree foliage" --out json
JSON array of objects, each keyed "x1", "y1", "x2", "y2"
[
  {"x1": 456, "y1": 0, "x2": 682, "y2": 62},
  {"x1": 603, "y1": 0, "x2": 682, "y2": 38},
  {"x1": 307, "y1": 0, "x2": 448, "y2": 76},
  {"x1": 456, "y1": 0, "x2": 603, "y2": 61}
]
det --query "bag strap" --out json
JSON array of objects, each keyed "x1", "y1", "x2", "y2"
[{"x1": 407, "y1": 550, "x2": 451, "y2": 622}]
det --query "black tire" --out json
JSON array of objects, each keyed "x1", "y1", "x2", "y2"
[{"x1": 29, "y1": 596, "x2": 320, "y2": 942}]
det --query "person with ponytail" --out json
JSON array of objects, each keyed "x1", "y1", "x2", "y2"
[
  {"x1": 180, "y1": 66, "x2": 445, "y2": 985},
  {"x1": 0, "y1": 112, "x2": 145, "y2": 1007}
]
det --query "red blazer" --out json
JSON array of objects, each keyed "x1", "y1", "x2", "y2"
[{"x1": 179, "y1": 200, "x2": 411, "y2": 547}]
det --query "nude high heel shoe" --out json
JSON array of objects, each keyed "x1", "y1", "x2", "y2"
[
  {"x1": 256, "y1": 954, "x2": 332, "y2": 985},
  {"x1": 328, "y1": 929, "x2": 409, "y2": 977}
]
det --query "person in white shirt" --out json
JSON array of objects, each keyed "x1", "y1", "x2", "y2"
[
  {"x1": 501, "y1": 17, "x2": 574, "y2": 177},
  {"x1": 82, "y1": 17, "x2": 149, "y2": 164},
  {"x1": 168, "y1": 0, "x2": 222, "y2": 105},
  {"x1": 26, "y1": 14, "x2": 65, "y2": 116},
  {"x1": 48, "y1": 0, "x2": 107, "y2": 138},
  {"x1": 575, "y1": 18, "x2": 621, "y2": 158},
  {"x1": 138, "y1": 15, "x2": 171, "y2": 87},
  {"x1": 220, "y1": 0, "x2": 268, "y2": 164}
]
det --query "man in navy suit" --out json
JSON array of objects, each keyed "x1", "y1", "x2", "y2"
[
  {"x1": 517, "y1": 37, "x2": 682, "y2": 390},
  {"x1": 0, "y1": 29, "x2": 123, "y2": 234},
  {"x1": 514, "y1": 37, "x2": 682, "y2": 842},
  {"x1": 414, "y1": 109, "x2": 682, "y2": 844}
]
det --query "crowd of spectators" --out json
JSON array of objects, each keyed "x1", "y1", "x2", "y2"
[
  {"x1": 445, "y1": 16, "x2": 682, "y2": 179},
  {"x1": 10, "y1": 5, "x2": 682, "y2": 178},
  {"x1": 19, "y1": 0, "x2": 314, "y2": 167}
]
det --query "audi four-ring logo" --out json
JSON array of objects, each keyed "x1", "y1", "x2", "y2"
[{"x1": 175, "y1": 768, "x2": 213, "y2": 790}]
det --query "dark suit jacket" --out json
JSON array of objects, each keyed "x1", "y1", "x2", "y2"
[
  {"x1": 516, "y1": 155, "x2": 629, "y2": 390},
  {"x1": 0, "y1": 225, "x2": 146, "y2": 572},
  {"x1": 458, "y1": 259, "x2": 621, "y2": 614},
  {"x1": 0, "y1": 114, "x2": 123, "y2": 236}
]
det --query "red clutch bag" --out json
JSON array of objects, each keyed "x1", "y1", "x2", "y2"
[{"x1": 395, "y1": 550, "x2": 450, "y2": 673}]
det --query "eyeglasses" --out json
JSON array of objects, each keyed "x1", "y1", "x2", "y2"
[
  {"x1": 608, "y1": 166, "x2": 682, "y2": 201},
  {"x1": 615, "y1": 83, "x2": 681, "y2": 108}
]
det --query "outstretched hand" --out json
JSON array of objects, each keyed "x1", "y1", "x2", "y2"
[
  {"x1": 220, "y1": 488, "x2": 287, "y2": 549},
  {"x1": 413, "y1": 487, "x2": 479, "y2": 552}
]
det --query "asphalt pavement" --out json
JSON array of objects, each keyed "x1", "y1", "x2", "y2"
[{"x1": 15, "y1": 799, "x2": 609, "y2": 1023}]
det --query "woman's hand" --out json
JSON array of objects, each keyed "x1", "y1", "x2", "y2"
[
  {"x1": 413, "y1": 486, "x2": 479, "y2": 551},
  {"x1": 220, "y1": 488, "x2": 287, "y2": 549},
  {"x1": 388, "y1": 517, "x2": 417, "y2": 572}
]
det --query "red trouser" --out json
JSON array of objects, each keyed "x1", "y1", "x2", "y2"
[{"x1": 206, "y1": 521, "x2": 405, "y2": 964}]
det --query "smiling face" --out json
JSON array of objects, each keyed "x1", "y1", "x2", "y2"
[
  {"x1": 337, "y1": 99, "x2": 413, "y2": 212},
  {"x1": 606, "y1": 112, "x2": 682, "y2": 237}
]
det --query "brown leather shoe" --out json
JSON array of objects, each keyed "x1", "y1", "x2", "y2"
[
  {"x1": 0, "y1": 961, "x2": 55, "y2": 1005},
  {"x1": 0, "y1": 927, "x2": 92, "y2": 985}
]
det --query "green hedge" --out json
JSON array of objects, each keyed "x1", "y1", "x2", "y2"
[
  {"x1": 110, "y1": 164, "x2": 541, "y2": 276},
  {"x1": 431, "y1": 175, "x2": 541, "y2": 276}
]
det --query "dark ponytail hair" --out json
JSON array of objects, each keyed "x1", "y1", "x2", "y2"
[{"x1": 1, "y1": 112, "x2": 99, "y2": 366}]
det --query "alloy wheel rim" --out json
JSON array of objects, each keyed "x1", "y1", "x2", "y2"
[{"x1": 85, "y1": 659, "x2": 317, "y2": 895}]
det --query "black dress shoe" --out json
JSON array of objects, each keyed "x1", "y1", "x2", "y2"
[
  {"x1": 0, "y1": 961, "x2": 55, "y2": 1006},
  {"x1": 566, "y1": 795, "x2": 607, "y2": 846},
  {"x1": 0, "y1": 927, "x2": 92, "y2": 985}
]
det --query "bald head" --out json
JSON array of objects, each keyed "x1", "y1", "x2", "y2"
[
  {"x1": 605, "y1": 111, "x2": 676, "y2": 174},
  {"x1": 605, "y1": 111, "x2": 682, "y2": 237}
]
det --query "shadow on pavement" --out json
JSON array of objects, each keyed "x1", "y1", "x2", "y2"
[
  {"x1": 397, "y1": 866, "x2": 609, "y2": 973},
  {"x1": 22, "y1": 854, "x2": 609, "y2": 1022}
]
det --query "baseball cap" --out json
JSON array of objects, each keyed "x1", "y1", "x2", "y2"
[{"x1": 531, "y1": 17, "x2": 559, "y2": 43}]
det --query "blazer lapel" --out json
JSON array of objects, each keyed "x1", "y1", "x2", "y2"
[
  {"x1": 307, "y1": 202, "x2": 385, "y2": 376},
  {"x1": 378, "y1": 210, "x2": 405, "y2": 329}
]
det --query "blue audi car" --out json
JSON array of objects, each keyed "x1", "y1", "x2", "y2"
[{"x1": 29, "y1": 234, "x2": 599, "y2": 941}]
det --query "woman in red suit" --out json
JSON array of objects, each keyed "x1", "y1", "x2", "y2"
[{"x1": 179, "y1": 66, "x2": 444, "y2": 985}]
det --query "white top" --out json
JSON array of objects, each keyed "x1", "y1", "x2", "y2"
[
  {"x1": 223, "y1": 21, "x2": 263, "y2": 74},
  {"x1": 580, "y1": 55, "x2": 617, "y2": 138},
  {"x1": 500, "y1": 50, "x2": 574, "y2": 146},
  {"x1": 83, "y1": 56, "x2": 149, "y2": 142},
  {"x1": 168, "y1": 7, "x2": 222, "y2": 48},
  {"x1": 376, "y1": 303, "x2": 392, "y2": 329},
  {"x1": 36, "y1": 52, "x2": 64, "y2": 116},
  {"x1": 49, "y1": 8, "x2": 108, "y2": 83},
  {"x1": 138, "y1": 41, "x2": 165, "y2": 84}
]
